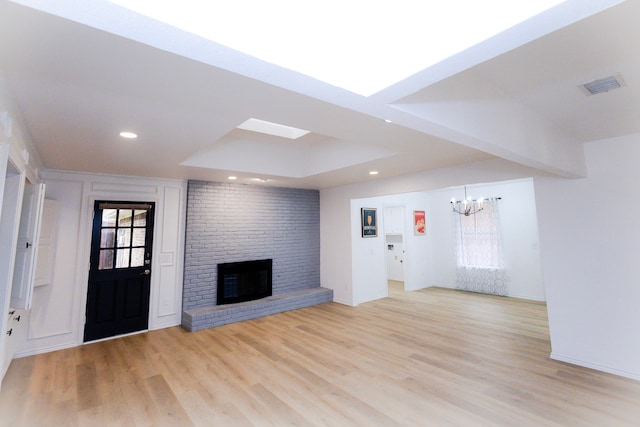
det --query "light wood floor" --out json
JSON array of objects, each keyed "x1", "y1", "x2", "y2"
[{"x1": 2, "y1": 285, "x2": 639, "y2": 426}]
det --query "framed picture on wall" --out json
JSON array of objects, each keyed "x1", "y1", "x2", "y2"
[
  {"x1": 361, "y1": 208, "x2": 378, "y2": 237},
  {"x1": 414, "y1": 210, "x2": 426, "y2": 235}
]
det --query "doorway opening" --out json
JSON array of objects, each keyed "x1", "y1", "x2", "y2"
[{"x1": 384, "y1": 206, "x2": 406, "y2": 295}]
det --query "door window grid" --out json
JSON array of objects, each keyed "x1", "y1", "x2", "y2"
[{"x1": 98, "y1": 208, "x2": 147, "y2": 270}]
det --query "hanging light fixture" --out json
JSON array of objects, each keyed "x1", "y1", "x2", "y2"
[{"x1": 450, "y1": 186, "x2": 485, "y2": 216}]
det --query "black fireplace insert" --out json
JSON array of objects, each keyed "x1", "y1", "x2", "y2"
[{"x1": 217, "y1": 259, "x2": 272, "y2": 305}]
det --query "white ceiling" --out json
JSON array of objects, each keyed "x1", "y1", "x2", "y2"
[
  {"x1": 1, "y1": 0, "x2": 638, "y2": 189},
  {"x1": 104, "y1": 0, "x2": 571, "y2": 96}
]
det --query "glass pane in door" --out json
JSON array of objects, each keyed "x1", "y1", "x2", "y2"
[
  {"x1": 116, "y1": 248, "x2": 130, "y2": 268},
  {"x1": 132, "y1": 228, "x2": 145, "y2": 246},
  {"x1": 117, "y1": 228, "x2": 131, "y2": 247},
  {"x1": 131, "y1": 248, "x2": 145, "y2": 267},
  {"x1": 102, "y1": 209, "x2": 117, "y2": 227},
  {"x1": 99, "y1": 249, "x2": 114, "y2": 270},
  {"x1": 133, "y1": 210, "x2": 147, "y2": 226},
  {"x1": 118, "y1": 210, "x2": 133, "y2": 226},
  {"x1": 100, "y1": 229, "x2": 115, "y2": 248}
]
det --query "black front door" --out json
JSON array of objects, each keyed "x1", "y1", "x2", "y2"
[{"x1": 84, "y1": 201, "x2": 155, "y2": 342}]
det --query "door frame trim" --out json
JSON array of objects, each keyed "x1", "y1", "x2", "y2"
[
  {"x1": 76, "y1": 194, "x2": 160, "y2": 346},
  {"x1": 83, "y1": 199, "x2": 156, "y2": 342}
]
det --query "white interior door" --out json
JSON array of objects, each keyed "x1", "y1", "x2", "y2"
[
  {"x1": 0, "y1": 168, "x2": 25, "y2": 299},
  {"x1": 34, "y1": 199, "x2": 59, "y2": 288},
  {"x1": 11, "y1": 182, "x2": 45, "y2": 310},
  {"x1": 386, "y1": 237, "x2": 405, "y2": 281}
]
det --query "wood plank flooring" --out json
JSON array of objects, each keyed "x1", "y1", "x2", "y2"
[{"x1": 2, "y1": 285, "x2": 640, "y2": 426}]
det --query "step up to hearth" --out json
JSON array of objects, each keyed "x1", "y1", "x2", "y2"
[{"x1": 182, "y1": 287, "x2": 333, "y2": 332}]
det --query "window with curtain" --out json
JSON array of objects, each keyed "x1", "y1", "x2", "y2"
[{"x1": 453, "y1": 198, "x2": 509, "y2": 296}]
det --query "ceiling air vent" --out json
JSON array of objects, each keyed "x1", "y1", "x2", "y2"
[{"x1": 580, "y1": 74, "x2": 626, "y2": 96}]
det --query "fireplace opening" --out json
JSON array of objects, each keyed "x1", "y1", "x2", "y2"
[{"x1": 217, "y1": 259, "x2": 272, "y2": 305}]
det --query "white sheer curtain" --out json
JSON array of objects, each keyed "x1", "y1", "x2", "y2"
[{"x1": 453, "y1": 198, "x2": 509, "y2": 296}]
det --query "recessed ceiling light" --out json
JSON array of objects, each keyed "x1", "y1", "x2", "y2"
[
  {"x1": 369, "y1": 171, "x2": 379, "y2": 175},
  {"x1": 384, "y1": 119, "x2": 392, "y2": 123},
  {"x1": 228, "y1": 176, "x2": 237, "y2": 180},
  {"x1": 119, "y1": 131, "x2": 138, "y2": 139},
  {"x1": 254, "y1": 178, "x2": 269, "y2": 183}
]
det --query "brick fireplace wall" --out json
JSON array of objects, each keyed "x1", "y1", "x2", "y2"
[{"x1": 182, "y1": 181, "x2": 330, "y2": 330}]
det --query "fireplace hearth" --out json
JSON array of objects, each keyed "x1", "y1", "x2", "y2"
[{"x1": 217, "y1": 259, "x2": 272, "y2": 305}]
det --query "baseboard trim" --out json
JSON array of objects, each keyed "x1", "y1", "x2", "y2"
[
  {"x1": 14, "y1": 340, "x2": 79, "y2": 359},
  {"x1": 507, "y1": 292, "x2": 546, "y2": 302},
  {"x1": 550, "y1": 352, "x2": 640, "y2": 381}
]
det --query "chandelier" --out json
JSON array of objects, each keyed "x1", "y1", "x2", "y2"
[{"x1": 451, "y1": 186, "x2": 485, "y2": 216}]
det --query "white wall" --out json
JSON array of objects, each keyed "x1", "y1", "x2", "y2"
[
  {"x1": 534, "y1": 133, "x2": 640, "y2": 380},
  {"x1": 394, "y1": 74, "x2": 587, "y2": 179},
  {"x1": 348, "y1": 179, "x2": 545, "y2": 304},
  {"x1": 350, "y1": 191, "x2": 436, "y2": 305},
  {"x1": 426, "y1": 179, "x2": 545, "y2": 300},
  {"x1": 16, "y1": 171, "x2": 187, "y2": 357},
  {"x1": 0, "y1": 75, "x2": 44, "y2": 184},
  {"x1": 351, "y1": 198, "x2": 388, "y2": 305},
  {"x1": 320, "y1": 187, "x2": 353, "y2": 304},
  {"x1": 320, "y1": 157, "x2": 546, "y2": 306}
]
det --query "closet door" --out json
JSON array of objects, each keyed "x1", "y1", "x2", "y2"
[
  {"x1": 34, "y1": 199, "x2": 59, "y2": 287},
  {"x1": 11, "y1": 182, "x2": 45, "y2": 310},
  {"x1": 0, "y1": 155, "x2": 26, "y2": 382}
]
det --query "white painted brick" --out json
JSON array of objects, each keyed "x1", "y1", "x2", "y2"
[{"x1": 183, "y1": 181, "x2": 321, "y2": 313}]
